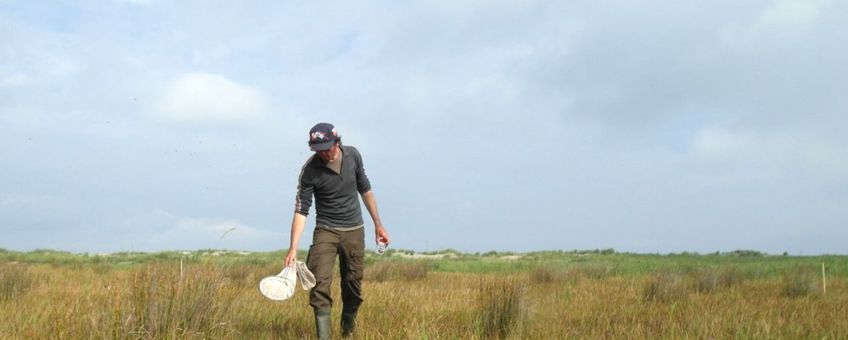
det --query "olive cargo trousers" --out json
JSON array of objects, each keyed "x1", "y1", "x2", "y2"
[{"x1": 306, "y1": 226, "x2": 365, "y2": 314}]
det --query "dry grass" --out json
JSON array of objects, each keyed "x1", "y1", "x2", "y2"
[
  {"x1": 0, "y1": 263, "x2": 37, "y2": 302},
  {"x1": 530, "y1": 265, "x2": 578, "y2": 285},
  {"x1": 1, "y1": 260, "x2": 846, "y2": 339},
  {"x1": 690, "y1": 267, "x2": 746, "y2": 294},
  {"x1": 782, "y1": 266, "x2": 822, "y2": 298},
  {"x1": 643, "y1": 272, "x2": 689, "y2": 303},
  {"x1": 477, "y1": 278, "x2": 525, "y2": 339}
]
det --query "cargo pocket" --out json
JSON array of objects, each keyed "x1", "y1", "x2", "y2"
[
  {"x1": 307, "y1": 244, "x2": 335, "y2": 282},
  {"x1": 346, "y1": 249, "x2": 364, "y2": 281}
]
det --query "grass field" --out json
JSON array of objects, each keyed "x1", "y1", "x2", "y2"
[{"x1": 1, "y1": 248, "x2": 846, "y2": 339}]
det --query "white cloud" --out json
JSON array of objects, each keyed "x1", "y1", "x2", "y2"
[
  {"x1": 721, "y1": 0, "x2": 827, "y2": 45},
  {"x1": 153, "y1": 73, "x2": 267, "y2": 125},
  {"x1": 757, "y1": 0, "x2": 822, "y2": 30}
]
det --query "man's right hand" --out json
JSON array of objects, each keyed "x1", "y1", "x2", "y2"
[{"x1": 284, "y1": 249, "x2": 297, "y2": 267}]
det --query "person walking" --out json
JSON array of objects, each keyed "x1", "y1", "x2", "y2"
[{"x1": 284, "y1": 122, "x2": 390, "y2": 339}]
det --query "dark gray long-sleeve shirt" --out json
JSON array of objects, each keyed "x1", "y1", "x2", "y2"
[{"x1": 295, "y1": 145, "x2": 372, "y2": 228}]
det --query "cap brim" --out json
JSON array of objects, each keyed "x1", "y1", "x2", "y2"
[{"x1": 309, "y1": 140, "x2": 335, "y2": 151}]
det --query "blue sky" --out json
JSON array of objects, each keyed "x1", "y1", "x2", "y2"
[{"x1": 1, "y1": 0, "x2": 846, "y2": 254}]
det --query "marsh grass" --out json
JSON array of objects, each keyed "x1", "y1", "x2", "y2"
[
  {"x1": 365, "y1": 261, "x2": 430, "y2": 282},
  {"x1": 530, "y1": 265, "x2": 558, "y2": 283},
  {"x1": 477, "y1": 278, "x2": 525, "y2": 339},
  {"x1": 531, "y1": 265, "x2": 578, "y2": 285},
  {"x1": 691, "y1": 268, "x2": 721, "y2": 293},
  {"x1": 1, "y1": 250, "x2": 847, "y2": 338},
  {"x1": 571, "y1": 262, "x2": 614, "y2": 280},
  {"x1": 120, "y1": 263, "x2": 237, "y2": 338},
  {"x1": 719, "y1": 267, "x2": 747, "y2": 287},
  {"x1": 643, "y1": 272, "x2": 689, "y2": 303},
  {"x1": 690, "y1": 267, "x2": 742, "y2": 292},
  {"x1": 0, "y1": 263, "x2": 36, "y2": 301},
  {"x1": 782, "y1": 266, "x2": 821, "y2": 298}
]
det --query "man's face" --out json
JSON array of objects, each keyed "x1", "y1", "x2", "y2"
[{"x1": 316, "y1": 143, "x2": 340, "y2": 162}]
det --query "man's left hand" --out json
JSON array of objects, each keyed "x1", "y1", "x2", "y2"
[{"x1": 375, "y1": 226, "x2": 390, "y2": 245}]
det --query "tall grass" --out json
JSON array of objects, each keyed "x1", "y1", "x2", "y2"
[
  {"x1": 691, "y1": 267, "x2": 746, "y2": 293},
  {"x1": 120, "y1": 263, "x2": 237, "y2": 338},
  {"x1": 1, "y1": 251, "x2": 847, "y2": 338},
  {"x1": 477, "y1": 278, "x2": 525, "y2": 339},
  {"x1": 0, "y1": 263, "x2": 36, "y2": 301},
  {"x1": 643, "y1": 272, "x2": 689, "y2": 303},
  {"x1": 782, "y1": 266, "x2": 821, "y2": 298}
]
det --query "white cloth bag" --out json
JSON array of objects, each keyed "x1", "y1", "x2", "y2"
[{"x1": 259, "y1": 261, "x2": 316, "y2": 301}]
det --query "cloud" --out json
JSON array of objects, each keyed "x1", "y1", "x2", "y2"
[
  {"x1": 757, "y1": 0, "x2": 822, "y2": 31},
  {"x1": 721, "y1": 0, "x2": 827, "y2": 45},
  {"x1": 2, "y1": 1, "x2": 847, "y2": 255},
  {"x1": 692, "y1": 126, "x2": 848, "y2": 179},
  {"x1": 152, "y1": 72, "x2": 267, "y2": 125}
]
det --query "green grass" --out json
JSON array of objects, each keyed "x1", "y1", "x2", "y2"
[{"x1": 3, "y1": 248, "x2": 846, "y2": 278}]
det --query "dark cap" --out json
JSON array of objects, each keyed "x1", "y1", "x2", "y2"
[{"x1": 308, "y1": 122, "x2": 339, "y2": 151}]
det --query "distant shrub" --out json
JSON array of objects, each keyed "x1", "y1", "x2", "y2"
[
  {"x1": 481, "y1": 251, "x2": 512, "y2": 257},
  {"x1": 365, "y1": 261, "x2": 430, "y2": 282},
  {"x1": 726, "y1": 250, "x2": 765, "y2": 257},
  {"x1": 782, "y1": 267, "x2": 821, "y2": 298},
  {"x1": 477, "y1": 278, "x2": 525, "y2": 339},
  {"x1": 0, "y1": 263, "x2": 36, "y2": 301},
  {"x1": 643, "y1": 272, "x2": 689, "y2": 303}
]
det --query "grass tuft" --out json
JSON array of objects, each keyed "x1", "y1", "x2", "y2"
[
  {"x1": 782, "y1": 266, "x2": 821, "y2": 298},
  {"x1": 643, "y1": 272, "x2": 689, "y2": 303},
  {"x1": 691, "y1": 268, "x2": 721, "y2": 293},
  {"x1": 121, "y1": 263, "x2": 236, "y2": 338},
  {"x1": 477, "y1": 278, "x2": 525, "y2": 339},
  {"x1": 531, "y1": 265, "x2": 577, "y2": 285},
  {"x1": 0, "y1": 263, "x2": 36, "y2": 301}
]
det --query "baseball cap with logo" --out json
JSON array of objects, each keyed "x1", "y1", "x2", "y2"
[{"x1": 308, "y1": 123, "x2": 339, "y2": 151}]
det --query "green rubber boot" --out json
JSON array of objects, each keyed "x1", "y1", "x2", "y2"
[
  {"x1": 314, "y1": 308, "x2": 331, "y2": 340},
  {"x1": 341, "y1": 312, "x2": 357, "y2": 338}
]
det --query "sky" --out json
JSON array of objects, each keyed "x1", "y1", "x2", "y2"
[{"x1": 1, "y1": 0, "x2": 846, "y2": 255}]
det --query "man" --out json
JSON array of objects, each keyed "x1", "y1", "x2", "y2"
[{"x1": 284, "y1": 122, "x2": 390, "y2": 339}]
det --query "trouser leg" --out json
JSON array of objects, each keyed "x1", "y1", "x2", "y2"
[
  {"x1": 339, "y1": 227, "x2": 365, "y2": 336},
  {"x1": 307, "y1": 227, "x2": 340, "y2": 310}
]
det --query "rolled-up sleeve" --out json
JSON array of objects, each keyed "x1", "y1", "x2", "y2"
[
  {"x1": 353, "y1": 148, "x2": 371, "y2": 194},
  {"x1": 295, "y1": 159, "x2": 314, "y2": 216}
]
